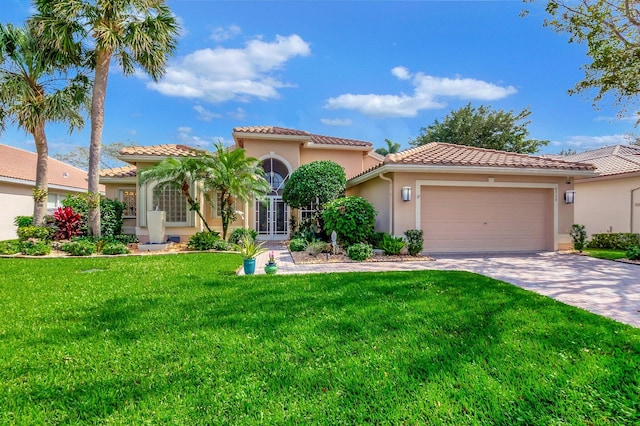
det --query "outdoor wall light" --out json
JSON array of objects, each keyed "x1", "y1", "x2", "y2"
[
  {"x1": 401, "y1": 186, "x2": 412, "y2": 202},
  {"x1": 564, "y1": 190, "x2": 575, "y2": 204}
]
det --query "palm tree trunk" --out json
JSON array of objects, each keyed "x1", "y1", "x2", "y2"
[
  {"x1": 32, "y1": 122, "x2": 48, "y2": 226},
  {"x1": 87, "y1": 48, "x2": 111, "y2": 237},
  {"x1": 181, "y1": 185, "x2": 212, "y2": 232}
]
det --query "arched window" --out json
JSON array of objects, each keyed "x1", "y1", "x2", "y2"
[{"x1": 261, "y1": 158, "x2": 290, "y2": 196}]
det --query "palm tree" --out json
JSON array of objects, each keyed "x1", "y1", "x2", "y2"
[
  {"x1": 0, "y1": 23, "x2": 89, "y2": 226},
  {"x1": 139, "y1": 156, "x2": 215, "y2": 233},
  {"x1": 31, "y1": 0, "x2": 180, "y2": 237},
  {"x1": 375, "y1": 138, "x2": 401, "y2": 156},
  {"x1": 205, "y1": 142, "x2": 270, "y2": 240}
]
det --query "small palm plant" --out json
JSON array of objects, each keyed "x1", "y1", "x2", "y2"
[{"x1": 233, "y1": 235, "x2": 266, "y2": 260}]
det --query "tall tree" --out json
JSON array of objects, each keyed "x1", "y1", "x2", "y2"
[
  {"x1": 375, "y1": 138, "x2": 401, "y2": 156},
  {"x1": 540, "y1": 1, "x2": 640, "y2": 117},
  {"x1": 139, "y1": 155, "x2": 215, "y2": 233},
  {"x1": 411, "y1": 103, "x2": 549, "y2": 154},
  {"x1": 204, "y1": 142, "x2": 270, "y2": 240},
  {"x1": 0, "y1": 23, "x2": 89, "y2": 226},
  {"x1": 31, "y1": 0, "x2": 180, "y2": 237}
]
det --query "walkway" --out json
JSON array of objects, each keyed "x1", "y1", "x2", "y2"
[{"x1": 240, "y1": 243, "x2": 640, "y2": 328}]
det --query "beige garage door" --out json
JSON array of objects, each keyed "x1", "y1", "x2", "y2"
[{"x1": 420, "y1": 186, "x2": 549, "y2": 253}]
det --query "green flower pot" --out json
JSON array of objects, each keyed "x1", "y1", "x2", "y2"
[{"x1": 264, "y1": 263, "x2": 278, "y2": 275}]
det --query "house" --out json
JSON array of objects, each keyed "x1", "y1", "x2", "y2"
[
  {"x1": 0, "y1": 144, "x2": 95, "y2": 240},
  {"x1": 561, "y1": 145, "x2": 640, "y2": 236},
  {"x1": 99, "y1": 127, "x2": 596, "y2": 253}
]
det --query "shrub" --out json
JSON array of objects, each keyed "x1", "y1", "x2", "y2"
[
  {"x1": 322, "y1": 196, "x2": 377, "y2": 247},
  {"x1": 61, "y1": 240, "x2": 97, "y2": 256},
  {"x1": 283, "y1": 161, "x2": 346, "y2": 209},
  {"x1": 0, "y1": 240, "x2": 21, "y2": 255},
  {"x1": 367, "y1": 231, "x2": 386, "y2": 249},
  {"x1": 306, "y1": 240, "x2": 328, "y2": 256},
  {"x1": 289, "y1": 238, "x2": 307, "y2": 252},
  {"x1": 211, "y1": 239, "x2": 231, "y2": 251},
  {"x1": 62, "y1": 194, "x2": 126, "y2": 237},
  {"x1": 17, "y1": 226, "x2": 54, "y2": 242},
  {"x1": 14, "y1": 216, "x2": 33, "y2": 228},
  {"x1": 228, "y1": 228, "x2": 258, "y2": 245},
  {"x1": 569, "y1": 224, "x2": 587, "y2": 251},
  {"x1": 187, "y1": 231, "x2": 221, "y2": 251},
  {"x1": 53, "y1": 206, "x2": 83, "y2": 240},
  {"x1": 347, "y1": 243, "x2": 373, "y2": 261},
  {"x1": 587, "y1": 233, "x2": 640, "y2": 250},
  {"x1": 381, "y1": 234, "x2": 406, "y2": 255},
  {"x1": 111, "y1": 234, "x2": 138, "y2": 245},
  {"x1": 101, "y1": 242, "x2": 130, "y2": 255},
  {"x1": 404, "y1": 229, "x2": 424, "y2": 256},
  {"x1": 626, "y1": 246, "x2": 640, "y2": 261},
  {"x1": 19, "y1": 239, "x2": 51, "y2": 256}
]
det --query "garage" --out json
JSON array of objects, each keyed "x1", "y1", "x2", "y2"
[{"x1": 420, "y1": 186, "x2": 551, "y2": 253}]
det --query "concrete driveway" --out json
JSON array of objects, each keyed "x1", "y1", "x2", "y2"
[{"x1": 261, "y1": 248, "x2": 640, "y2": 328}]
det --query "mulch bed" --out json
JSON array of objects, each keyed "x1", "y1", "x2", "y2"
[{"x1": 290, "y1": 249, "x2": 434, "y2": 265}]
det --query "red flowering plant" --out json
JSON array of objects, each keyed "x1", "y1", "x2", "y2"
[{"x1": 53, "y1": 206, "x2": 83, "y2": 240}]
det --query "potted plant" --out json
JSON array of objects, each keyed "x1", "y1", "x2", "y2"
[
  {"x1": 234, "y1": 235, "x2": 266, "y2": 275},
  {"x1": 264, "y1": 251, "x2": 278, "y2": 275}
]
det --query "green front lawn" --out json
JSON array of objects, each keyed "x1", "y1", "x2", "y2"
[
  {"x1": 583, "y1": 248, "x2": 627, "y2": 260},
  {"x1": 1, "y1": 254, "x2": 638, "y2": 424}
]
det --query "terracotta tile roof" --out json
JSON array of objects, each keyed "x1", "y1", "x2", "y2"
[
  {"x1": 561, "y1": 144, "x2": 640, "y2": 177},
  {"x1": 233, "y1": 126, "x2": 372, "y2": 147},
  {"x1": 99, "y1": 165, "x2": 137, "y2": 178},
  {"x1": 119, "y1": 144, "x2": 202, "y2": 157},
  {"x1": 383, "y1": 142, "x2": 595, "y2": 170},
  {"x1": 0, "y1": 144, "x2": 91, "y2": 190}
]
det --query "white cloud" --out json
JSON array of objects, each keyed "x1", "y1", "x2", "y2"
[
  {"x1": 320, "y1": 118, "x2": 352, "y2": 126},
  {"x1": 148, "y1": 34, "x2": 311, "y2": 103},
  {"x1": 325, "y1": 66, "x2": 517, "y2": 118},
  {"x1": 176, "y1": 127, "x2": 216, "y2": 148},
  {"x1": 228, "y1": 107, "x2": 246, "y2": 120},
  {"x1": 210, "y1": 25, "x2": 241, "y2": 42},
  {"x1": 551, "y1": 134, "x2": 629, "y2": 152},
  {"x1": 194, "y1": 105, "x2": 222, "y2": 121}
]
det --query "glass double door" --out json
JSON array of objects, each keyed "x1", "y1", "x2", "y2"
[{"x1": 255, "y1": 197, "x2": 288, "y2": 240}]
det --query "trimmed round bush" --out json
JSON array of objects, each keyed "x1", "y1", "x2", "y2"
[
  {"x1": 347, "y1": 243, "x2": 373, "y2": 261},
  {"x1": 404, "y1": 229, "x2": 424, "y2": 256},
  {"x1": 187, "y1": 231, "x2": 221, "y2": 250},
  {"x1": 101, "y1": 242, "x2": 130, "y2": 255},
  {"x1": 61, "y1": 240, "x2": 96, "y2": 256},
  {"x1": 289, "y1": 238, "x2": 307, "y2": 252},
  {"x1": 322, "y1": 196, "x2": 377, "y2": 247},
  {"x1": 0, "y1": 240, "x2": 21, "y2": 255},
  {"x1": 18, "y1": 226, "x2": 54, "y2": 242},
  {"x1": 19, "y1": 239, "x2": 51, "y2": 256},
  {"x1": 228, "y1": 228, "x2": 258, "y2": 245}
]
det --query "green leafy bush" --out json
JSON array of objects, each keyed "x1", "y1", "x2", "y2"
[
  {"x1": 61, "y1": 240, "x2": 97, "y2": 256},
  {"x1": 17, "y1": 226, "x2": 54, "y2": 242},
  {"x1": 569, "y1": 224, "x2": 587, "y2": 251},
  {"x1": 111, "y1": 234, "x2": 138, "y2": 245},
  {"x1": 283, "y1": 161, "x2": 346, "y2": 209},
  {"x1": 187, "y1": 231, "x2": 221, "y2": 250},
  {"x1": 212, "y1": 239, "x2": 231, "y2": 251},
  {"x1": 347, "y1": 243, "x2": 373, "y2": 261},
  {"x1": 306, "y1": 240, "x2": 328, "y2": 256},
  {"x1": 14, "y1": 216, "x2": 33, "y2": 228},
  {"x1": 19, "y1": 239, "x2": 51, "y2": 256},
  {"x1": 587, "y1": 233, "x2": 640, "y2": 250},
  {"x1": 381, "y1": 234, "x2": 406, "y2": 255},
  {"x1": 404, "y1": 229, "x2": 424, "y2": 256},
  {"x1": 289, "y1": 238, "x2": 307, "y2": 252},
  {"x1": 626, "y1": 246, "x2": 640, "y2": 261},
  {"x1": 101, "y1": 242, "x2": 130, "y2": 255},
  {"x1": 367, "y1": 231, "x2": 386, "y2": 249},
  {"x1": 228, "y1": 228, "x2": 258, "y2": 245},
  {"x1": 322, "y1": 196, "x2": 377, "y2": 247},
  {"x1": 0, "y1": 240, "x2": 21, "y2": 255},
  {"x1": 62, "y1": 194, "x2": 126, "y2": 237}
]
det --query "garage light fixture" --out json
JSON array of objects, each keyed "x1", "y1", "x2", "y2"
[
  {"x1": 564, "y1": 190, "x2": 575, "y2": 204},
  {"x1": 401, "y1": 186, "x2": 412, "y2": 202}
]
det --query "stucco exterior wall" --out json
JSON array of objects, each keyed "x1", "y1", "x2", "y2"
[
  {"x1": 300, "y1": 148, "x2": 367, "y2": 180},
  {"x1": 0, "y1": 183, "x2": 33, "y2": 240},
  {"x1": 348, "y1": 175, "x2": 392, "y2": 234},
  {"x1": 241, "y1": 139, "x2": 301, "y2": 171},
  {"x1": 575, "y1": 174, "x2": 640, "y2": 236}
]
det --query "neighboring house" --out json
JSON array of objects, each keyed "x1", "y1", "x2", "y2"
[
  {"x1": 99, "y1": 127, "x2": 595, "y2": 254},
  {"x1": 561, "y1": 145, "x2": 640, "y2": 236},
  {"x1": 0, "y1": 144, "x2": 94, "y2": 240}
]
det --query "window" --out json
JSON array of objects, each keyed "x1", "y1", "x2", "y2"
[
  {"x1": 118, "y1": 189, "x2": 136, "y2": 217},
  {"x1": 152, "y1": 184, "x2": 187, "y2": 223},
  {"x1": 298, "y1": 199, "x2": 319, "y2": 223},
  {"x1": 47, "y1": 194, "x2": 61, "y2": 212}
]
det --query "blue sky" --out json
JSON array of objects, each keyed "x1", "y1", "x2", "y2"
[{"x1": 2, "y1": 0, "x2": 638, "y2": 158}]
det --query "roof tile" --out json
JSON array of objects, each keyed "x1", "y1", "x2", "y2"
[
  {"x1": 99, "y1": 165, "x2": 137, "y2": 178},
  {"x1": 561, "y1": 144, "x2": 640, "y2": 176},
  {"x1": 233, "y1": 126, "x2": 372, "y2": 147},
  {"x1": 119, "y1": 144, "x2": 202, "y2": 157}
]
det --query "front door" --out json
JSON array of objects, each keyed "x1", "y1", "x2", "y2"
[{"x1": 256, "y1": 197, "x2": 289, "y2": 240}]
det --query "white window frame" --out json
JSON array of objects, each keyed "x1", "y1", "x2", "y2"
[
  {"x1": 143, "y1": 181, "x2": 194, "y2": 227},
  {"x1": 118, "y1": 187, "x2": 137, "y2": 218}
]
